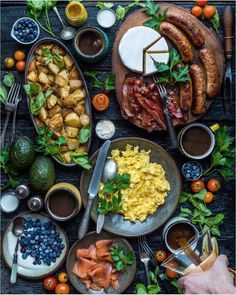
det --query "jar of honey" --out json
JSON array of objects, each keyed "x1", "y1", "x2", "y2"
[{"x1": 65, "y1": 1, "x2": 88, "y2": 27}]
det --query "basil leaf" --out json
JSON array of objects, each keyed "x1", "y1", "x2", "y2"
[
  {"x1": 135, "y1": 283, "x2": 147, "y2": 294},
  {"x1": 71, "y1": 152, "x2": 91, "y2": 170},
  {"x1": 147, "y1": 284, "x2": 161, "y2": 294},
  {"x1": 96, "y1": 2, "x2": 114, "y2": 9},
  {"x1": 104, "y1": 74, "x2": 115, "y2": 90},
  {"x1": 3, "y1": 73, "x2": 14, "y2": 88},
  {"x1": 79, "y1": 126, "x2": 91, "y2": 144},
  {"x1": 0, "y1": 85, "x2": 8, "y2": 104},
  {"x1": 30, "y1": 92, "x2": 46, "y2": 115}
]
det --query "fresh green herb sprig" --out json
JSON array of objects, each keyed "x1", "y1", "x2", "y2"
[
  {"x1": 96, "y1": 2, "x2": 114, "y2": 9},
  {"x1": 143, "y1": 0, "x2": 168, "y2": 29},
  {"x1": 110, "y1": 245, "x2": 135, "y2": 271},
  {"x1": 35, "y1": 126, "x2": 67, "y2": 158},
  {"x1": 79, "y1": 126, "x2": 91, "y2": 144},
  {"x1": 42, "y1": 48, "x2": 62, "y2": 66},
  {"x1": 71, "y1": 152, "x2": 92, "y2": 170},
  {"x1": 24, "y1": 83, "x2": 52, "y2": 115},
  {"x1": 84, "y1": 71, "x2": 115, "y2": 93},
  {"x1": 209, "y1": 10, "x2": 220, "y2": 33},
  {"x1": 0, "y1": 73, "x2": 15, "y2": 104},
  {"x1": 115, "y1": 0, "x2": 145, "y2": 21},
  {"x1": 0, "y1": 147, "x2": 20, "y2": 191},
  {"x1": 153, "y1": 49, "x2": 190, "y2": 86},
  {"x1": 135, "y1": 267, "x2": 162, "y2": 294},
  {"x1": 98, "y1": 173, "x2": 130, "y2": 214},
  {"x1": 179, "y1": 190, "x2": 224, "y2": 236},
  {"x1": 26, "y1": 0, "x2": 57, "y2": 37},
  {"x1": 203, "y1": 126, "x2": 235, "y2": 179}
]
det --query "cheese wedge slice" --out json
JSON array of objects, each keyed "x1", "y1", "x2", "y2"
[
  {"x1": 144, "y1": 52, "x2": 170, "y2": 76},
  {"x1": 118, "y1": 26, "x2": 161, "y2": 73},
  {"x1": 146, "y1": 37, "x2": 169, "y2": 53}
]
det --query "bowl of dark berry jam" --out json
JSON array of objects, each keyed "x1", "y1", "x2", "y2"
[{"x1": 11, "y1": 17, "x2": 40, "y2": 45}]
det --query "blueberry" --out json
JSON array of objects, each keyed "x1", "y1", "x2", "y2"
[
  {"x1": 186, "y1": 173, "x2": 190, "y2": 178},
  {"x1": 28, "y1": 24, "x2": 32, "y2": 28},
  {"x1": 21, "y1": 248, "x2": 26, "y2": 253}
]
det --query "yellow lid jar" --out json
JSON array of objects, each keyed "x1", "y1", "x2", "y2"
[{"x1": 65, "y1": 1, "x2": 88, "y2": 27}]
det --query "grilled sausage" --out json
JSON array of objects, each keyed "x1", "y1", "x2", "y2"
[
  {"x1": 179, "y1": 76, "x2": 193, "y2": 111},
  {"x1": 190, "y1": 64, "x2": 206, "y2": 115},
  {"x1": 159, "y1": 22, "x2": 193, "y2": 63},
  {"x1": 166, "y1": 10, "x2": 205, "y2": 48},
  {"x1": 199, "y1": 48, "x2": 220, "y2": 97}
]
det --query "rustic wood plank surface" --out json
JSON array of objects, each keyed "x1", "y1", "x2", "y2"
[{"x1": 1, "y1": 1, "x2": 235, "y2": 294}]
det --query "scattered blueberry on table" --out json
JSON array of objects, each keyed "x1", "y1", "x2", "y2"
[
  {"x1": 13, "y1": 18, "x2": 38, "y2": 43},
  {"x1": 19, "y1": 218, "x2": 64, "y2": 266}
]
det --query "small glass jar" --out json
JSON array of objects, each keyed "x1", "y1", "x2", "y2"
[{"x1": 65, "y1": 1, "x2": 88, "y2": 27}]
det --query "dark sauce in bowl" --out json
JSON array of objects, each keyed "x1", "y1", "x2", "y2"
[
  {"x1": 167, "y1": 223, "x2": 196, "y2": 250},
  {"x1": 77, "y1": 30, "x2": 103, "y2": 56},
  {"x1": 182, "y1": 126, "x2": 211, "y2": 156},
  {"x1": 49, "y1": 189, "x2": 76, "y2": 218}
]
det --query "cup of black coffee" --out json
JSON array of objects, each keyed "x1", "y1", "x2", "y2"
[
  {"x1": 45, "y1": 183, "x2": 82, "y2": 221},
  {"x1": 178, "y1": 123, "x2": 215, "y2": 160}
]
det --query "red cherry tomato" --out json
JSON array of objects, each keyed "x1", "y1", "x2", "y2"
[
  {"x1": 196, "y1": 0, "x2": 208, "y2": 6},
  {"x1": 191, "y1": 179, "x2": 205, "y2": 193},
  {"x1": 191, "y1": 6, "x2": 203, "y2": 17},
  {"x1": 43, "y1": 276, "x2": 57, "y2": 291},
  {"x1": 203, "y1": 5, "x2": 216, "y2": 19},
  {"x1": 155, "y1": 250, "x2": 168, "y2": 263},
  {"x1": 207, "y1": 179, "x2": 221, "y2": 193},
  {"x1": 204, "y1": 191, "x2": 214, "y2": 203},
  {"x1": 55, "y1": 283, "x2": 70, "y2": 294}
]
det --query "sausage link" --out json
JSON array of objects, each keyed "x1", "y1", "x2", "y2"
[
  {"x1": 166, "y1": 10, "x2": 205, "y2": 48},
  {"x1": 159, "y1": 22, "x2": 193, "y2": 63},
  {"x1": 179, "y1": 74, "x2": 193, "y2": 111},
  {"x1": 190, "y1": 64, "x2": 206, "y2": 115},
  {"x1": 199, "y1": 48, "x2": 220, "y2": 97}
]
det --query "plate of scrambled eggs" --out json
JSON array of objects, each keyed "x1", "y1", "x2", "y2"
[{"x1": 80, "y1": 138, "x2": 181, "y2": 237}]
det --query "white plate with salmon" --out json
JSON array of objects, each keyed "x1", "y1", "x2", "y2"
[{"x1": 66, "y1": 231, "x2": 136, "y2": 294}]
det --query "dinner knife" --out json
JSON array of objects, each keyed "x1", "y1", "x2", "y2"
[{"x1": 78, "y1": 140, "x2": 111, "y2": 240}]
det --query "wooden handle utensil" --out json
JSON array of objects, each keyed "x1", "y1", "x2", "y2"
[{"x1": 223, "y1": 6, "x2": 234, "y2": 58}]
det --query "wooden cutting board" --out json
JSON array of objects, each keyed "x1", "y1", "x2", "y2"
[{"x1": 112, "y1": 4, "x2": 225, "y2": 131}]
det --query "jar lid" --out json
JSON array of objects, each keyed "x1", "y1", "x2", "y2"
[{"x1": 0, "y1": 191, "x2": 19, "y2": 213}]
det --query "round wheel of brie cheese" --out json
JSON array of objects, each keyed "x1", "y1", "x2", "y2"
[{"x1": 118, "y1": 26, "x2": 169, "y2": 76}]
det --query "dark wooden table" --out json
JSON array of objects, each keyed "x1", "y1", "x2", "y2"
[{"x1": 1, "y1": 1, "x2": 235, "y2": 294}]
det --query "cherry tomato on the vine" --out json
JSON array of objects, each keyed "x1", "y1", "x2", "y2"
[
  {"x1": 58, "y1": 272, "x2": 68, "y2": 283},
  {"x1": 191, "y1": 6, "x2": 203, "y2": 17},
  {"x1": 55, "y1": 283, "x2": 70, "y2": 294},
  {"x1": 203, "y1": 5, "x2": 216, "y2": 19}
]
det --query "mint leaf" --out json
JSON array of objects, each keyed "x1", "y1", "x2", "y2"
[{"x1": 79, "y1": 126, "x2": 91, "y2": 144}]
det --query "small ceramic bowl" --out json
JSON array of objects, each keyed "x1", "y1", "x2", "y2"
[
  {"x1": 45, "y1": 183, "x2": 82, "y2": 222},
  {"x1": 182, "y1": 161, "x2": 203, "y2": 181},
  {"x1": 97, "y1": 8, "x2": 116, "y2": 29},
  {"x1": 11, "y1": 17, "x2": 40, "y2": 45}
]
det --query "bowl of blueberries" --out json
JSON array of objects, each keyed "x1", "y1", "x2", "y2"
[
  {"x1": 182, "y1": 161, "x2": 203, "y2": 181},
  {"x1": 11, "y1": 17, "x2": 40, "y2": 45}
]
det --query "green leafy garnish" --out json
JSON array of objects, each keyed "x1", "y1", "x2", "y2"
[
  {"x1": 203, "y1": 126, "x2": 234, "y2": 179},
  {"x1": 35, "y1": 126, "x2": 66, "y2": 159},
  {"x1": 71, "y1": 152, "x2": 92, "y2": 170},
  {"x1": 153, "y1": 48, "x2": 190, "y2": 86},
  {"x1": 0, "y1": 147, "x2": 20, "y2": 191},
  {"x1": 42, "y1": 47, "x2": 52, "y2": 65},
  {"x1": 0, "y1": 85, "x2": 8, "y2": 104},
  {"x1": 3, "y1": 73, "x2": 14, "y2": 88},
  {"x1": 98, "y1": 173, "x2": 130, "y2": 214},
  {"x1": 143, "y1": 0, "x2": 168, "y2": 29},
  {"x1": 179, "y1": 190, "x2": 224, "y2": 236},
  {"x1": 26, "y1": 0, "x2": 56, "y2": 37},
  {"x1": 84, "y1": 71, "x2": 115, "y2": 92},
  {"x1": 110, "y1": 245, "x2": 135, "y2": 271},
  {"x1": 96, "y1": 2, "x2": 114, "y2": 9},
  {"x1": 79, "y1": 126, "x2": 91, "y2": 144},
  {"x1": 23, "y1": 83, "x2": 40, "y2": 96},
  {"x1": 115, "y1": 0, "x2": 145, "y2": 21},
  {"x1": 135, "y1": 268, "x2": 162, "y2": 294},
  {"x1": 53, "y1": 50, "x2": 63, "y2": 67},
  {"x1": 209, "y1": 10, "x2": 220, "y2": 33}
]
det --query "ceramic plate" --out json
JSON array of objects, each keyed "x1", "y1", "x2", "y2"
[
  {"x1": 66, "y1": 231, "x2": 136, "y2": 294},
  {"x1": 2, "y1": 211, "x2": 69, "y2": 280},
  {"x1": 80, "y1": 137, "x2": 182, "y2": 237}
]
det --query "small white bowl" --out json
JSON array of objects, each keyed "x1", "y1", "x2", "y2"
[
  {"x1": 97, "y1": 8, "x2": 116, "y2": 29},
  {"x1": 11, "y1": 17, "x2": 40, "y2": 45}
]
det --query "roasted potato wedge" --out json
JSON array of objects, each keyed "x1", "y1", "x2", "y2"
[
  {"x1": 27, "y1": 71, "x2": 38, "y2": 82},
  {"x1": 66, "y1": 126, "x2": 79, "y2": 138},
  {"x1": 59, "y1": 70, "x2": 69, "y2": 81},
  {"x1": 47, "y1": 94, "x2": 58, "y2": 109},
  {"x1": 69, "y1": 66, "x2": 80, "y2": 79},
  {"x1": 48, "y1": 63, "x2": 60, "y2": 75},
  {"x1": 67, "y1": 138, "x2": 80, "y2": 150},
  {"x1": 75, "y1": 145, "x2": 87, "y2": 154},
  {"x1": 64, "y1": 54, "x2": 73, "y2": 70},
  {"x1": 73, "y1": 104, "x2": 85, "y2": 116},
  {"x1": 65, "y1": 112, "x2": 82, "y2": 128},
  {"x1": 49, "y1": 113, "x2": 63, "y2": 132},
  {"x1": 48, "y1": 105, "x2": 62, "y2": 118},
  {"x1": 39, "y1": 72, "x2": 51, "y2": 85},
  {"x1": 36, "y1": 63, "x2": 49, "y2": 74},
  {"x1": 38, "y1": 107, "x2": 48, "y2": 122},
  {"x1": 62, "y1": 151, "x2": 72, "y2": 164},
  {"x1": 80, "y1": 113, "x2": 90, "y2": 126},
  {"x1": 29, "y1": 59, "x2": 36, "y2": 72},
  {"x1": 55, "y1": 75, "x2": 68, "y2": 87},
  {"x1": 69, "y1": 79, "x2": 83, "y2": 91}
]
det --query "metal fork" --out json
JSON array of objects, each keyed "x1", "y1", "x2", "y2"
[
  {"x1": 0, "y1": 83, "x2": 21, "y2": 148},
  {"x1": 138, "y1": 236, "x2": 151, "y2": 285},
  {"x1": 153, "y1": 76, "x2": 178, "y2": 150},
  {"x1": 10, "y1": 90, "x2": 22, "y2": 144}
]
